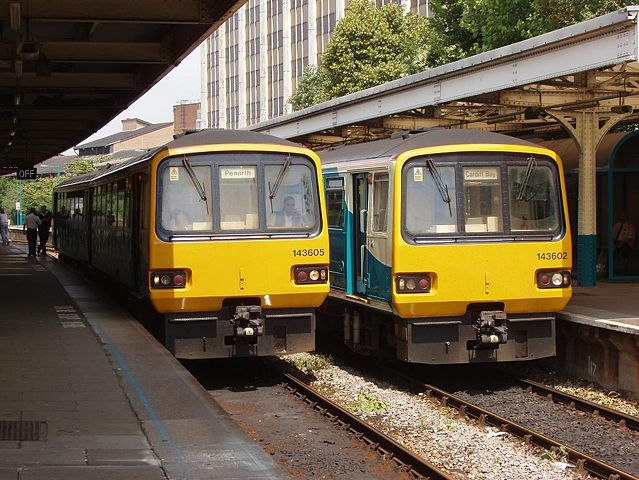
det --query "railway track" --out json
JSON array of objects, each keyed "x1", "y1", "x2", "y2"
[
  {"x1": 279, "y1": 369, "x2": 455, "y2": 480},
  {"x1": 316, "y1": 342, "x2": 639, "y2": 480},
  {"x1": 388, "y1": 368, "x2": 639, "y2": 480},
  {"x1": 512, "y1": 376, "x2": 639, "y2": 432}
]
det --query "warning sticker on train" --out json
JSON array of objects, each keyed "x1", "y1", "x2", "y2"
[{"x1": 169, "y1": 167, "x2": 179, "y2": 181}]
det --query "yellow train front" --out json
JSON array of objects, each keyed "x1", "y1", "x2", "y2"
[
  {"x1": 320, "y1": 129, "x2": 572, "y2": 364},
  {"x1": 55, "y1": 129, "x2": 329, "y2": 359}
]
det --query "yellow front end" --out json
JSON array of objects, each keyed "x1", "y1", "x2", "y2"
[
  {"x1": 146, "y1": 142, "x2": 329, "y2": 358},
  {"x1": 391, "y1": 143, "x2": 572, "y2": 363},
  {"x1": 149, "y1": 238, "x2": 329, "y2": 313},
  {"x1": 393, "y1": 240, "x2": 572, "y2": 318}
]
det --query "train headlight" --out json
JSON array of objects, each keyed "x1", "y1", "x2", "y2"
[
  {"x1": 294, "y1": 266, "x2": 329, "y2": 284},
  {"x1": 537, "y1": 270, "x2": 571, "y2": 289},
  {"x1": 396, "y1": 274, "x2": 431, "y2": 293},
  {"x1": 151, "y1": 270, "x2": 188, "y2": 289}
]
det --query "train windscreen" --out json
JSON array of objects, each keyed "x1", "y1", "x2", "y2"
[
  {"x1": 402, "y1": 153, "x2": 563, "y2": 241},
  {"x1": 156, "y1": 152, "x2": 320, "y2": 239}
]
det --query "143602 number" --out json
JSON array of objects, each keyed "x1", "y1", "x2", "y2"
[{"x1": 537, "y1": 252, "x2": 568, "y2": 260}]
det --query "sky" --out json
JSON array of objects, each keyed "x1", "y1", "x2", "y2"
[{"x1": 64, "y1": 44, "x2": 202, "y2": 154}]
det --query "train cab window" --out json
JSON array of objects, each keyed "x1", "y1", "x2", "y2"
[
  {"x1": 462, "y1": 167, "x2": 503, "y2": 233},
  {"x1": 325, "y1": 176, "x2": 344, "y2": 228},
  {"x1": 159, "y1": 164, "x2": 213, "y2": 232},
  {"x1": 371, "y1": 172, "x2": 389, "y2": 232},
  {"x1": 508, "y1": 164, "x2": 559, "y2": 232},
  {"x1": 265, "y1": 164, "x2": 317, "y2": 230},
  {"x1": 404, "y1": 163, "x2": 458, "y2": 235},
  {"x1": 219, "y1": 165, "x2": 258, "y2": 230}
]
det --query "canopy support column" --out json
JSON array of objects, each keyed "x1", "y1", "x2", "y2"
[{"x1": 546, "y1": 110, "x2": 630, "y2": 286}]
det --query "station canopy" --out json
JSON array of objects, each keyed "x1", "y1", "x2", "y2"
[
  {"x1": 0, "y1": 0, "x2": 243, "y2": 174},
  {"x1": 252, "y1": 6, "x2": 639, "y2": 149}
]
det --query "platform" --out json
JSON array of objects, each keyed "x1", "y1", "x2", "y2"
[
  {"x1": 557, "y1": 282, "x2": 639, "y2": 399},
  {"x1": 0, "y1": 244, "x2": 287, "y2": 480}
]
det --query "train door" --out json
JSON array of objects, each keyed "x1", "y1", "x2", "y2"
[
  {"x1": 366, "y1": 170, "x2": 392, "y2": 301},
  {"x1": 324, "y1": 176, "x2": 347, "y2": 290},
  {"x1": 353, "y1": 173, "x2": 368, "y2": 295},
  {"x1": 131, "y1": 172, "x2": 149, "y2": 293}
]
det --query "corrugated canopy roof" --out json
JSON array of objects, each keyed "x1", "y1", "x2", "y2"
[{"x1": 0, "y1": 0, "x2": 245, "y2": 175}]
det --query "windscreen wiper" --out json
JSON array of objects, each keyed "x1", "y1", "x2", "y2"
[
  {"x1": 426, "y1": 157, "x2": 452, "y2": 217},
  {"x1": 268, "y1": 154, "x2": 291, "y2": 213},
  {"x1": 182, "y1": 156, "x2": 209, "y2": 214},
  {"x1": 516, "y1": 155, "x2": 537, "y2": 201}
]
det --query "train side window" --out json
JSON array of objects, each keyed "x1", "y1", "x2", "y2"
[
  {"x1": 325, "y1": 176, "x2": 344, "y2": 228},
  {"x1": 116, "y1": 180, "x2": 126, "y2": 227},
  {"x1": 219, "y1": 165, "x2": 258, "y2": 230},
  {"x1": 140, "y1": 177, "x2": 149, "y2": 231},
  {"x1": 371, "y1": 172, "x2": 389, "y2": 233}
]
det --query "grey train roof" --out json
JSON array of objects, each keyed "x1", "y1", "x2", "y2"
[
  {"x1": 167, "y1": 128, "x2": 300, "y2": 149},
  {"x1": 57, "y1": 129, "x2": 302, "y2": 190},
  {"x1": 318, "y1": 129, "x2": 542, "y2": 165}
]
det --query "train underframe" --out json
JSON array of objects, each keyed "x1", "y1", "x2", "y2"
[
  {"x1": 161, "y1": 305, "x2": 316, "y2": 359},
  {"x1": 319, "y1": 300, "x2": 556, "y2": 364}
]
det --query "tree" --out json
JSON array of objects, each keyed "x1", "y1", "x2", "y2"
[
  {"x1": 289, "y1": 66, "x2": 330, "y2": 111},
  {"x1": 427, "y1": 0, "x2": 626, "y2": 66},
  {"x1": 0, "y1": 157, "x2": 97, "y2": 223},
  {"x1": 322, "y1": 0, "x2": 429, "y2": 98},
  {"x1": 426, "y1": 0, "x2": 478, "y2": 67},
  {"x1": 65, "y1": 158, "x2": 97, "y2": 177},
  {"x1": 289, "y1": 0, "x2": 430, "y2": 110},
  {"x1": 528, "y1": 0, "x2": 625, "y2": 35}
]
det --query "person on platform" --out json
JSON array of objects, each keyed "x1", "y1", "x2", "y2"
[
  {"x1": 37, "y1": 205, "x2": 52, "y2": 255},
  {"x1": 0, "y1": 208, "x2": 9, "y2": 246},
  {"x1": 613, "y1": 210, "x2": 636, "y2": 264},
  {"x1": 23, "y1": 208, "x2": 41, "y2": 257}
]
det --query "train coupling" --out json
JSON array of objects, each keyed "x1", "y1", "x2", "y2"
[
  {"x1": 470, "y1": 310, "x2": 508, "y2": 349},
  {"x1": 230, "y1": 306, "x2": 264, "y2": 338}
]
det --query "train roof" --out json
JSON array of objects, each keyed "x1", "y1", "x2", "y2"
[
  {"x1": 57, "y1": 129, "x2": 301, "y2": 190},
  {"x1": 318, "y1": 129, "x2": 542, "y2": 165},
  {"x1": 56, "y1": 148, "x2": 157, "y2": 189},
  {"x1": 166, "y1": 128, "x2": 299, "y2": 149}
]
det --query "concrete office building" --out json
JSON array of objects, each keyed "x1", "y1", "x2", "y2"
[{"x1": 200, "y1": 0, "x2": 430, "y2": 130}]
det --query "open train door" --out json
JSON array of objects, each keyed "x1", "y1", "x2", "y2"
[{"x1": 353, "y1": 173, "x2": 368, "y2": 295}]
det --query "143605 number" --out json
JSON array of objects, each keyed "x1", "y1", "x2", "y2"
[{"x1": 293, "y1": 248, "x2": 325, "y2": 257}]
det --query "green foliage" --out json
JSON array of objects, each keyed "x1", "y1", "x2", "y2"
[
  {"x1": 0, "y1": 157, "x2": 97, "y2": 223},
  {"x1": 289, "y1": 66, "x2": 330, "y2": 111},
  {"x1": 347, "y1": 391, "x2": 390, "y2": 414},
  {"x1": 66, "y1": 158, "x2": 97, "y2": 177},
  {"x1": 289, "y1": 0, "x2": 430, "y2": 109},
  {"x1": 528, "y1": 0, "x2": 625, "y2": 35},
  {"x1": 323, "y1": 0, "x2": 429, "y2": 98},
  {"x1": 427, "y1": 0, "x2": 478, "y2": 67},
  {"x1": 427, "y1": 0, "x2": 626, "y2": 66},
  {"x1": 289, "y1": 353, "x2": 333, "y2": 375}
]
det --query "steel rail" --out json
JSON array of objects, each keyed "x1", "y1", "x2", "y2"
[
  {"x1": 386, "y1": 368, "x2": 639, "y2": 480},
  {"x1": 280, "y1": 372, "x2": 456, "y2": 480},
  {"x1": 515, "y1": 377, "x2": 639, "y2": 432}
]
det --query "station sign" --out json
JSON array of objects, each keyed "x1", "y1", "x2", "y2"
[{"x1": 17, "y1": 168, "x2": 37, "y2": 179}]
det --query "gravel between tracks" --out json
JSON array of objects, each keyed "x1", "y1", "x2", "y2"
[{"x1": 285, "y1": 353, "x2": 592, "y2": 480}]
